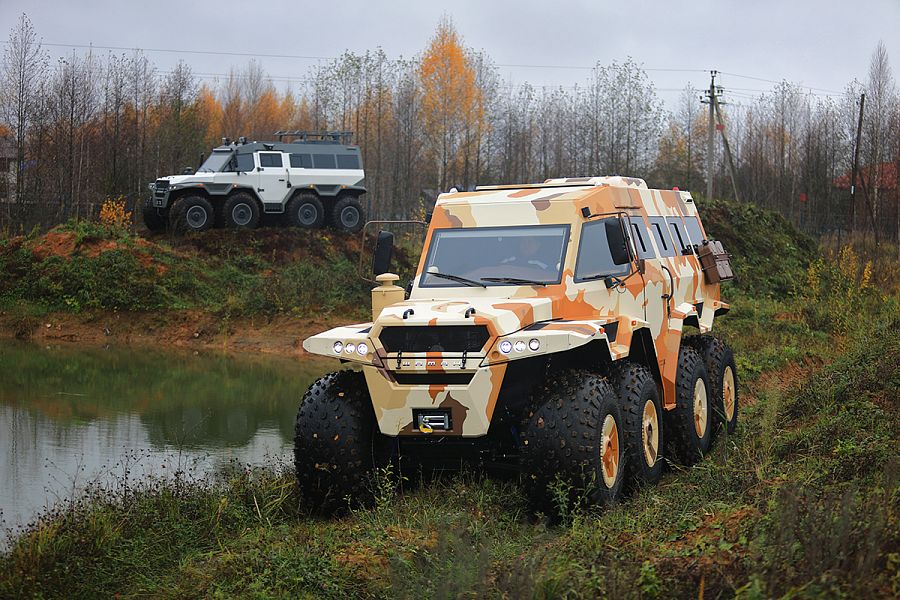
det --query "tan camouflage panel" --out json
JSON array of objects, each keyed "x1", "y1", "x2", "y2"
[{"x1": 302, "y1": 176, "x2": 728, "y2": 436}]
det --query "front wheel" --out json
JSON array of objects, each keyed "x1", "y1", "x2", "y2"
[
  {"x1": 169, "y1": 195, "x2": 214, "y2": 233},
  {"x1": 294, "y1": 370, "x2": 386, "y2": 513},
  {"x1": 610, "y1": 361, "x2": 663, "y2": 487},
  {"x1": 222, "y1": 193, "x2": 260, "y2": 229},
  {"x1": 331, "y1": 196, "x2": 365, "y2": 233},
  {"x1": 141, "y1": 198, "x2": 167, "y2": 232},
  {"x1": 521, "y1": 369, "x2": 626, "y2": 516}
]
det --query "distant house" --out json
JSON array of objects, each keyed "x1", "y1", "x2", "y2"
[
  {"x1": 0, "y1": 136, "x2": 15, "y2": 203},
  {"x1": 833, "y1": 162, "x2": 898, "y2": 193}
]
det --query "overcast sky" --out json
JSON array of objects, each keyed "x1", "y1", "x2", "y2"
[{"x1": 2, "y1": 0, "x2": 898, "y2": 108}]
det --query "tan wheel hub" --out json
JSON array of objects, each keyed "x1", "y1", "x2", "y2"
[
  {"x1": 693, "y1": 378, "x2": 708, "y2": 438},
  {"x1": 723, "y1": 366, "x2": 736, "y2": 422},
  {"x1": 642, "y1": 399, "x2": 659, "y2": 467},
  {"x1": 600, "y1": 414, "x2": 620, "y2": 488}
]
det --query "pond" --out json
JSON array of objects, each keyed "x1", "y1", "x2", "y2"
[{"x1": 0, "y1": 341, "x2": 331, "y2": 545}]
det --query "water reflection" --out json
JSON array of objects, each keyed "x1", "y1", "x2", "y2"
[{"x1": 0, "y1": 341, "x2": 330, "y2": 543}]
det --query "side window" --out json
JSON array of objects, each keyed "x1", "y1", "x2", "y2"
[
  {"x1": 290, "y1": 153, "x2": 312, "y2": 168},
  {"x1": 312, "y1": 154, "x2": 336, "y2": 169},
  {"x1": 684, "y1": 216, "x2": 706, "y2": 246},
  {"x1": 575, "y1": 218, "x2": 631, "y2": 281},
  {"x1": 235, "y1": 153, "x2": 254, "y2": 172},
  {"x1": 336, "y1": 154, "x2": 360, "y2": 169},
  {"x1": 648, "y1": 217, "x2": 676, "y2": 258},
  {"x1": 259, "y1": 153, "x2": 283, "y2": 168},
  {"x1": 666, "y1": 217, "x2": 690, "y2": 254},
  {"x1": 630, "y1": 221, "x2": 655, "y2": 259}
]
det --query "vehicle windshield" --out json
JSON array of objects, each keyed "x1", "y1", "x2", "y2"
[
  {"x1": 198, "y1": 151, "x2": 234, "y2": 172},
  {"x1": 419, "y1": 225, "x2": 570, "y2": 287}
]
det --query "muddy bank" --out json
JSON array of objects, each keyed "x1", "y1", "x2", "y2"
[{"x1": 0, "y1": 309, "x2": 350, "y2": 359}]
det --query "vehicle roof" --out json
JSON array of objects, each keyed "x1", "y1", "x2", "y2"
[
  {"x1": 212, "y1": 142, "x2": 361, "y2": 156},
  {"x1": 434, "y1": 176, "x2": 697, "y2": 219}
]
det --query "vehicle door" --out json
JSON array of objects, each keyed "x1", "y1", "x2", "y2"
[{"x1": 253, "y1": 152, "x2": 291, "y2": 205}]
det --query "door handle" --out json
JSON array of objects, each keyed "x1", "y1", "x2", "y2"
[
  {"x1": 660, "y1": 265, "x2": 674, "y2": 318},
  {"x1": 278, "y1": 178, "x2": 285, "y2": 182}
]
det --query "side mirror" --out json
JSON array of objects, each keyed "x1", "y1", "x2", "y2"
[
  {"x1": 372, "y1": 230, "x2": 394, "y2": 276},
  {"x1": 256, "y1": 166, "x2": 263, "y2": 172},
  {"x1": 182, "y1": 167, "x2": 195, "y2": 175},
  {"x1": 605, "y1": 218, "x2": 631, "y2": 265}
]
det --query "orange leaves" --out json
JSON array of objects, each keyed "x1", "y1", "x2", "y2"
[
  {"x1": 418, "y1": 17, "x2": 486, "y2": 188},
  {"x1": 99, "y1": 196, "x2": 132, "y2": 230}
]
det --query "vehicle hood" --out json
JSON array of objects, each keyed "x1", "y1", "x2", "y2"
[
  {"x1": 158, "y1": 173, "x2": 217, "y2": 185},
  {"x1": 373, "y1": 296, "x2": 554, "y2": 337}
]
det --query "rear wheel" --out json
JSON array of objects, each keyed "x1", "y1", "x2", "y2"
[
  {"x1": 665, "y1": 346, "x2": 712, "y2": 465},
  {"x1": 609, "y1": 361, "x2": 663, "y2": 486},
  {"x1": 294, "y1": 370, "x2": 388, "y2": 513},
  {"x1": 285, "y1": 192, "x2": 325, "y2": 229},
  {"x1": 521, "y1": 369, "x2": 626, "y2": 516},
  {"x1": 222, "y1": 193, "x2": 260, "y2": 229},
  {"x1": 169, "y1": 195, "x2": 213, "y2": 233},
  {"x1": 331, "y1": 195, "x2": 365, "y2": 233},
  {"x1": 688, "y1": 335, "x2": 739, "y2": 435}
]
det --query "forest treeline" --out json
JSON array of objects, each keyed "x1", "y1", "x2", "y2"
[{"x1": 1, "y1": 14, "x2": 897, "y2": 241}]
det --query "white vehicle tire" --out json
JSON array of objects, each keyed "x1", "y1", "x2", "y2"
[
  {"x1": 223, "y1": 193, "x2": 261, "y2": 229},
  {"x1": 286, "y1": 192, "x2": 325, "y2": 229},
  {"x1": 331, "y1": 196, "x2": 365, "y2": 233}
]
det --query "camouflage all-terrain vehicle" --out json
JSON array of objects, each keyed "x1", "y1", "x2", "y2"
[
  {"x1": 295, "y1": 176, "x2": 737, "y2": 512},
  {"x1": 143, "y1": 131, "x2": 367, "y2": 233}
]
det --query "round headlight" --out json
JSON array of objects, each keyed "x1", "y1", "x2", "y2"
[
  {"x1": 514, "y1": 340, "x2": 526, "y2": 353},
  {"x1": 528, "y1": 338, "x2": 540, "y2": 351},
  {"x1": 345, "y1": 343, "x2": 356, "y2": 354},
  {"x1": 333, "y1": 341, "x2": 343, "y2": 354},
  {"x1": 499, "y1": 340, "x2": 513, "y2": 354},
  {"x1": 356, "y1": 342, "x2": 369, "y2": 356}
]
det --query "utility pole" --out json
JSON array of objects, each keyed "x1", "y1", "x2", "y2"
[
  {"x1": 701, "y1": 71, "x2": 721, "y2": 199},
  {"x1": 712, "y1": 94, "x2": 740, "y2": 203},
  {"x1": 849, "y1": 93, "x2": 865, "y2": 232}
]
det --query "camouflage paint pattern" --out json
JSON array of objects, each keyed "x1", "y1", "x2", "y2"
[{"x1": 303, "y1": 176, "x2": 730, "y2": 437}]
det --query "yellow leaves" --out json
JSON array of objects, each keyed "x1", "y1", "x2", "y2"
[
  {"x1": 417, "y1": 17, "x2": 486, "y2": 186},
  {"x1": 99, "y1": 196, "x2": 131, "y2": 230}
]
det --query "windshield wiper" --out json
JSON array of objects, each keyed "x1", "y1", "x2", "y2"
[
  {"x1": 480, "y1": 276, "x2": 547, "y2": 287},
  {"x1": 427, "y1": 271, "x2": 486, "y2": 288},
  {"x1": 580, "y1": 273, "x2": 626, "y2": 288}
]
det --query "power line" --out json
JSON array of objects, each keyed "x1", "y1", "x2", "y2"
[{"x1": 4, "y1": 39, "x2": 849, "y2": 97}]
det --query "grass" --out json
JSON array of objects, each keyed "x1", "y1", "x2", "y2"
[
  {"x1": 0, "y1": 220, "x2": 394, "y2": 321},
  {"x1": 1, "y1": 202, "x2": 898, "y2": 598},
  {"x1": 1, "y1": 304, "x2": 896, "y2": 597}
]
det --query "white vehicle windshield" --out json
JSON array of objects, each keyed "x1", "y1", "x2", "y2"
[
  {"x1": 198, "y1": 151, "x2": 233, "y2": 172},
  {"x1": 419, "y1": 225, "x2": 570, "y2": 287}
]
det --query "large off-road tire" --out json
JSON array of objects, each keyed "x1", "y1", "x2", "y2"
[
  {"x1": 331, "y1": 195, "x2": 365, "y2": 233},
  {"x1": 521, "y1": 369, "x2": 626, "y2": 515},
  {"x1": 665, "y1": 345, "x2": 712, "y2": 465},
  {"x1": 687, "y1": 335, "x2": 739, "y2": 435},
  {"x1": 609, "y1": 361, "x2": 663, "y2": 487},
  {"x1": 294, "y1": 370, "x2": 387, "y2": 513},
  {"x1": 285, "y1": 192, "x2": 325, "y2": 229},
  {"x1": 141, "y1": 198, "x2": 167, "y2": 232},
  {"x1": 222, "y1": 192, "x2": 260, "y2": 229},
  {"x1": 169, "y1": 195, "x2": 214, "y2": 233}
]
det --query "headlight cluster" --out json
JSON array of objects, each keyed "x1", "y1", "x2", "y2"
[
  {"x1": 499, "y1": 338, "x2": 540, "y2": 354},
  {"x1": 333, "y1": 341, "x2": 369, "y2": 356}
]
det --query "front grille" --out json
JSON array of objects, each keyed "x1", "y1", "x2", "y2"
[
  {"x1": 155, "y1": 179, "x2": 170, "y2": 189},
  {"x1": 379, "y1": 326, "x2": 490, "y2": 353},
  {"x1": 394, "y1": 373, "x2": 474, "y2": 385}
]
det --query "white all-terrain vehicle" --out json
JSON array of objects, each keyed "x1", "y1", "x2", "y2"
[{"x1": 143, "y1": 131, "x2": 367, "y2": 233}]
